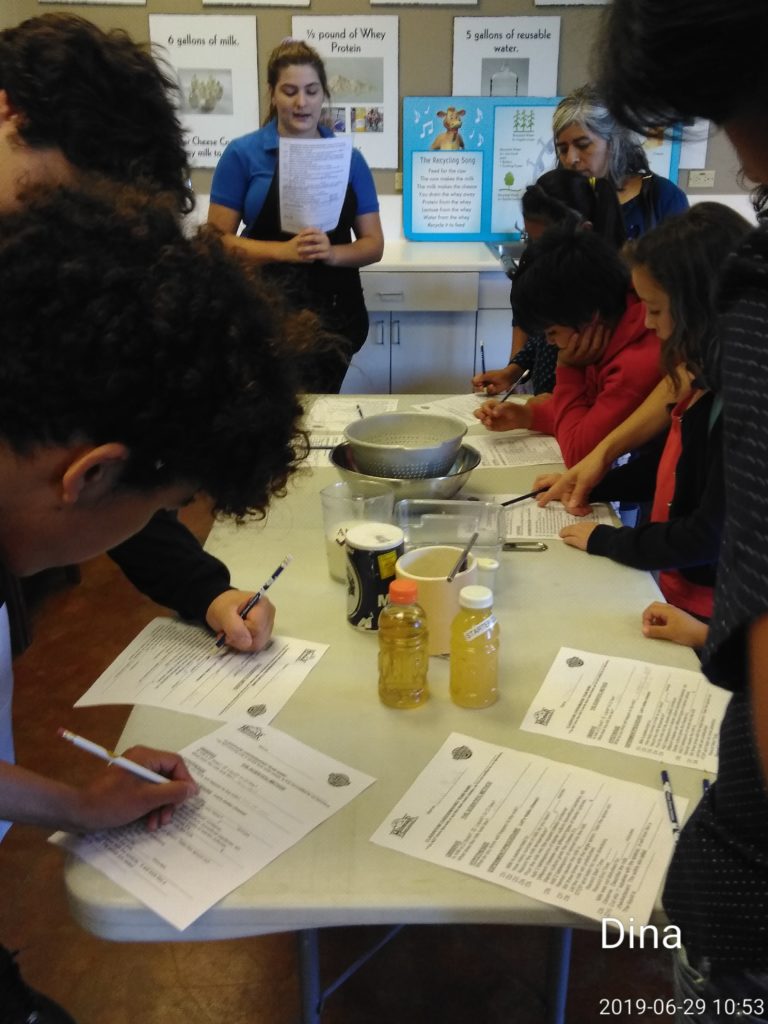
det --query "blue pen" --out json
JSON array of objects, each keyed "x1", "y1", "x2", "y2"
[
  {"x1": 702, "y1": 778, "x2": 711, "y2": 795},
  {"x1": 660, "y1": 769, "x2": 681, "y2": 842},
  {"x1": 480, "y1": 341, "x2": 486, "y2": 375}
]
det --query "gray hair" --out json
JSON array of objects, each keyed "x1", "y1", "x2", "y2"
[{"x1": 552, "y1": 85, "x2": 649, "y2": 189}]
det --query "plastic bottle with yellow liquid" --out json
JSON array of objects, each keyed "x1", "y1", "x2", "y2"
[
  {"x1": 377, "y1": 579, "x2": 429, "y2": 708},
  {"x1": 449, "y1": 585, "x2": 500, "y2": 708}
]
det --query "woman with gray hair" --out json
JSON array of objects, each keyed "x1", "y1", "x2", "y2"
[{"x1": 548, "y1": 84, "x2": 688, "y2": 239}]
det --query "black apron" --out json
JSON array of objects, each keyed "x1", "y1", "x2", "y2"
[{"x1": 246, "y1": 162, "x2": 369, "y2": 393}]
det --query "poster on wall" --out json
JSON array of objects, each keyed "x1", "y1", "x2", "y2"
[
  {"x1": 148, "y1": 15, "x2": 258, "y2": 169},
  {"x1": 292, "y1": 16, "x2": 398, "y2": 169},
  {"x1": 403, "y1": 96, "x2": 682, "y2": 242},
  {"x1": 41, "y1": 0, "x2": 144, "y2": 5},
  {"x1": 452, "y1": 17, "x2": 560, "y2": 97}
]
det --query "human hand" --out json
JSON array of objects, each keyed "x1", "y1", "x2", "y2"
[
  {"x1": 473, "y1": 398, "x2": 532, "y2": 432},
  {"x1": 206, "y1": 590, "x2": 276, "y2": 652},
  {"x1": 641, "y1": 602, "x2": 708, "y2": 648},
  {"x1": 559, "y1": 522, "x2": 599, "y2": 550},
  {"x1": 471, "y1": 366, "x2": 517, "y2": 396},
  {"x1": 294, "y1": 227, "x2": 332, "y2": 263},
  {"x1": 75, "y1": 746, "x2": 198, "y2": 832},
  {"x1": 534, "y1": 447, "x2": 608, "y2": 514},
  {"x1": 557, "y1": 319, "x2": 611, "y2": 367}
]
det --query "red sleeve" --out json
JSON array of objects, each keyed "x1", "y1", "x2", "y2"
[
  {"x1": 527, "y1": 396, "x2": 556, "y2": 436},
  {"x1": 551, "y1": 337, "x2": 662, "y2": 467}
]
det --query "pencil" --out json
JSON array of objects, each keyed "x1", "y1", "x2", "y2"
[
  {"x1": 498, "y1": 369, "x2": 531, "y2": 403},
  {"x1": 58, "y1": 728, "x2": 168, "y2": 785},
  {"x1": 661, "y1": 769, "x2": 681, "y2": 842},
  {"x1": 215, "y1": 554, "x2": 293, "y2": 649}
]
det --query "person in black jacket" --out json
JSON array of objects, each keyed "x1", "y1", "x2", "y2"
[
  {"x1": 0, "y1": 185, "x2": 309, "y2": 1022},
  {"x1": 543, "y1": 204, "x2": 751, "y2": 622},
  {"x1": 0, "y1": 13, "x2": 280, "y2": 651}
]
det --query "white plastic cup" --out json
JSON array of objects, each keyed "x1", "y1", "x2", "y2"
[{"x1": 395, "y1": 545, "x2": 478, "y2": 655}]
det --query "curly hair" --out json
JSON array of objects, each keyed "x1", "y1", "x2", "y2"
[
  {"x1": 624, "y1": 203, "x2": 752, "y2": 386},
  {"x1": 552, "y1": 85, "x2": 650, "y2": 190},
  {"x1": 0, "y1": 185, "x2": 310, "y2": 519},
  {"x1": 511, "y1": 222, "x2": 630, "y2": 336},
  {"x1": 0, "y1": 14, "x2": 192, "y2": 213},
  {"x1": 263, "y1": 39, "x2": 330, "y2": 125}
]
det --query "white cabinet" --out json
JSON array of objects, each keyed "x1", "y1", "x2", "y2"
[
  {"x1": 342, "y1": 312, "x2": 477, "y2": 394},
  {"x1": 342, "y1": 271, "x2": 480, "y2": 394},
  {"x1": 476, "y1": 271, "x2": 513, "y2": 372}
]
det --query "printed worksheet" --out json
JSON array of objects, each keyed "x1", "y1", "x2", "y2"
[
  {"x1": 495, "y1": 495, "x2": 615, "y2": 539},
  {"x1": 413, "y1": 393, "x2": 527, "y2": 427},
  {"x1": 521, "y1": 647, "x2": 729, "y2": 773},
  {"x1": 467, "y1": 432, "x2": 563, "y2": 468},
  {"x1": 279, "y1": 136, "x2": 352, "y2": 234},
  {"x1": 303, "y1": 396, "x2": 398, "y2": 432},
  {"x1": 52, "y1": 721, "x2": 375, "y2": 930},
  {"x1": 371, "y1": 732, "x2": 684, "y2": 928},
  {"x1": 75, "y1": 618, "x2": 328, "y2": 723}
]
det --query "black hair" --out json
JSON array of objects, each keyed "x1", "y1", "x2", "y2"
[
  {"x1": 0, "y1": 14, "x2": 192, "y2": 213},
  {"x1": 521, "y1": 184, "x2": 583, "y2": 233},
  {"x1": 0, "y1": 185, "x2": 312, "y2": 519},
  {"x1": 535, "y1": 167, "x2": 626, "y2": 247},
  {"x1": 595, "y1": 0, "x2": 768, "y2": 132},
  {"x1": 511, "y1": 222, "x2": 630, "y2": 335},
  {"x1": 624, "y1": 202, "x2": 752, "y2": 385}
]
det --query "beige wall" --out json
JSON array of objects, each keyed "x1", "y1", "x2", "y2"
[{"x1": 2, "y1": 0, "x2": 746, "y2": 201}]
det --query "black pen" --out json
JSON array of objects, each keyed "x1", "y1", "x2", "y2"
[
  {"x1": 480, "y1": 341, "x2": 486, "y2": 375},
  {"x1": 214, "y1": 554, "x2": 293, "y2": 649},
  {"x1": 500, "y1": 488, "x2": 547, "y2": 507},
  {"x1": 661, "y1": 769, "x2": 681, "y2": 843}
]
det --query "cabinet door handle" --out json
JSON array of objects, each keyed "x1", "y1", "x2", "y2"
[
  {"x1": 391, "y1": 319, "x2": 401, "y2": 346},
  {"x1": 376, "y1": 291, "x2": 405, "y2": 302},
  {"x1": 373, "y1": 320, "x2": 386, "y2": 346}
]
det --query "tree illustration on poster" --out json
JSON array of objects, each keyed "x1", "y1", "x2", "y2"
[{"x1": 403, "y1": 96, "x2": 681, "y2": 242}]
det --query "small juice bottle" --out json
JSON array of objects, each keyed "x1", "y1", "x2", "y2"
[
  {"x1": 377, "y1": 579, "x2": 429, "y2": 708},
  {"x1": 449, "y1": 585, "x2": 500, "y2": 708}
]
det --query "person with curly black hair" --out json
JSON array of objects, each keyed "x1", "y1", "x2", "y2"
[
  {"x1": 0, "y1": 12, "x2": 192, "y2": 212},
  {"x1": 0, "y1": 13, "x2": 288, "y2": 656},
  {"x1": 0, "y1": 184, "x2": 308, "y2": 1020}
]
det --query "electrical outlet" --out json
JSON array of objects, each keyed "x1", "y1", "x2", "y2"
[
  {"x1": 394, "y1": 171, "x2": 403, "y2": 192},
  {"x1": 688, "y1": 169, "x2": 716, "y2": 188}
]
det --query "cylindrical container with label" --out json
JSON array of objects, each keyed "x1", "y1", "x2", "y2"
[
  {"x1": 449, "y1": 585, "x2": 500, "y2": 708},
  {"x1": 346, "y1": 523, "x2": 405, "y2": 631},
  {"x1": 378, "y1": 579, "x2": 429, "y2": 709}
]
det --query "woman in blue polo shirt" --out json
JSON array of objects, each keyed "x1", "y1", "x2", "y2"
[{"x1": 208, "y1": 39, "x2": 384, "y2": 393}]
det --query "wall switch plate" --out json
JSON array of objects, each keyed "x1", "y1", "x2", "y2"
[
  {"x1": 688, "y1": 169, "x2": 716, "y2": 188},
  {"x1": 394, "y1": 171, "x2": 403, "y2": 192}
]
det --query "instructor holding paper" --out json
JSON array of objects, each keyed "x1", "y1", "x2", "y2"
[{"x1": 208, "y1": 40, "x2": 384, "y2": 393}]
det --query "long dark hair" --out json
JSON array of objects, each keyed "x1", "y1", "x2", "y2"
[{"x1": 624, "y1": 203, "x2": 752, "y2": 386}]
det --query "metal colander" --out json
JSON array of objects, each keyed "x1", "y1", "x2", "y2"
[{"x1": 344, "y1": 412, "x2": 467, "y2": 479}]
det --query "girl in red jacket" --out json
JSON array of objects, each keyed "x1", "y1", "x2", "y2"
[{"x1": 474, "y1": 223, "x2": 662, "y2": 466}]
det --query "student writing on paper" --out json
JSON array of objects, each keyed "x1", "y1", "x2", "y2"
[
  {"x1": 471, "y1": 184, "x2": 584, "y2": 400},
  {"x1": 599, "y1": 0, "x2": 768, "y2": 1012},
  {"x1": 0, "y1": 14, "x2": 289, "y2": 657},
  {"x1": 208, "y1": 39, "x2": 384, "y2": 393},
  {"x1": 539, "y1": 205, "x2": 751, "y2": 624},
  {"x1": 474, "y1": 224, "x2": 663, "y2": 466}
]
